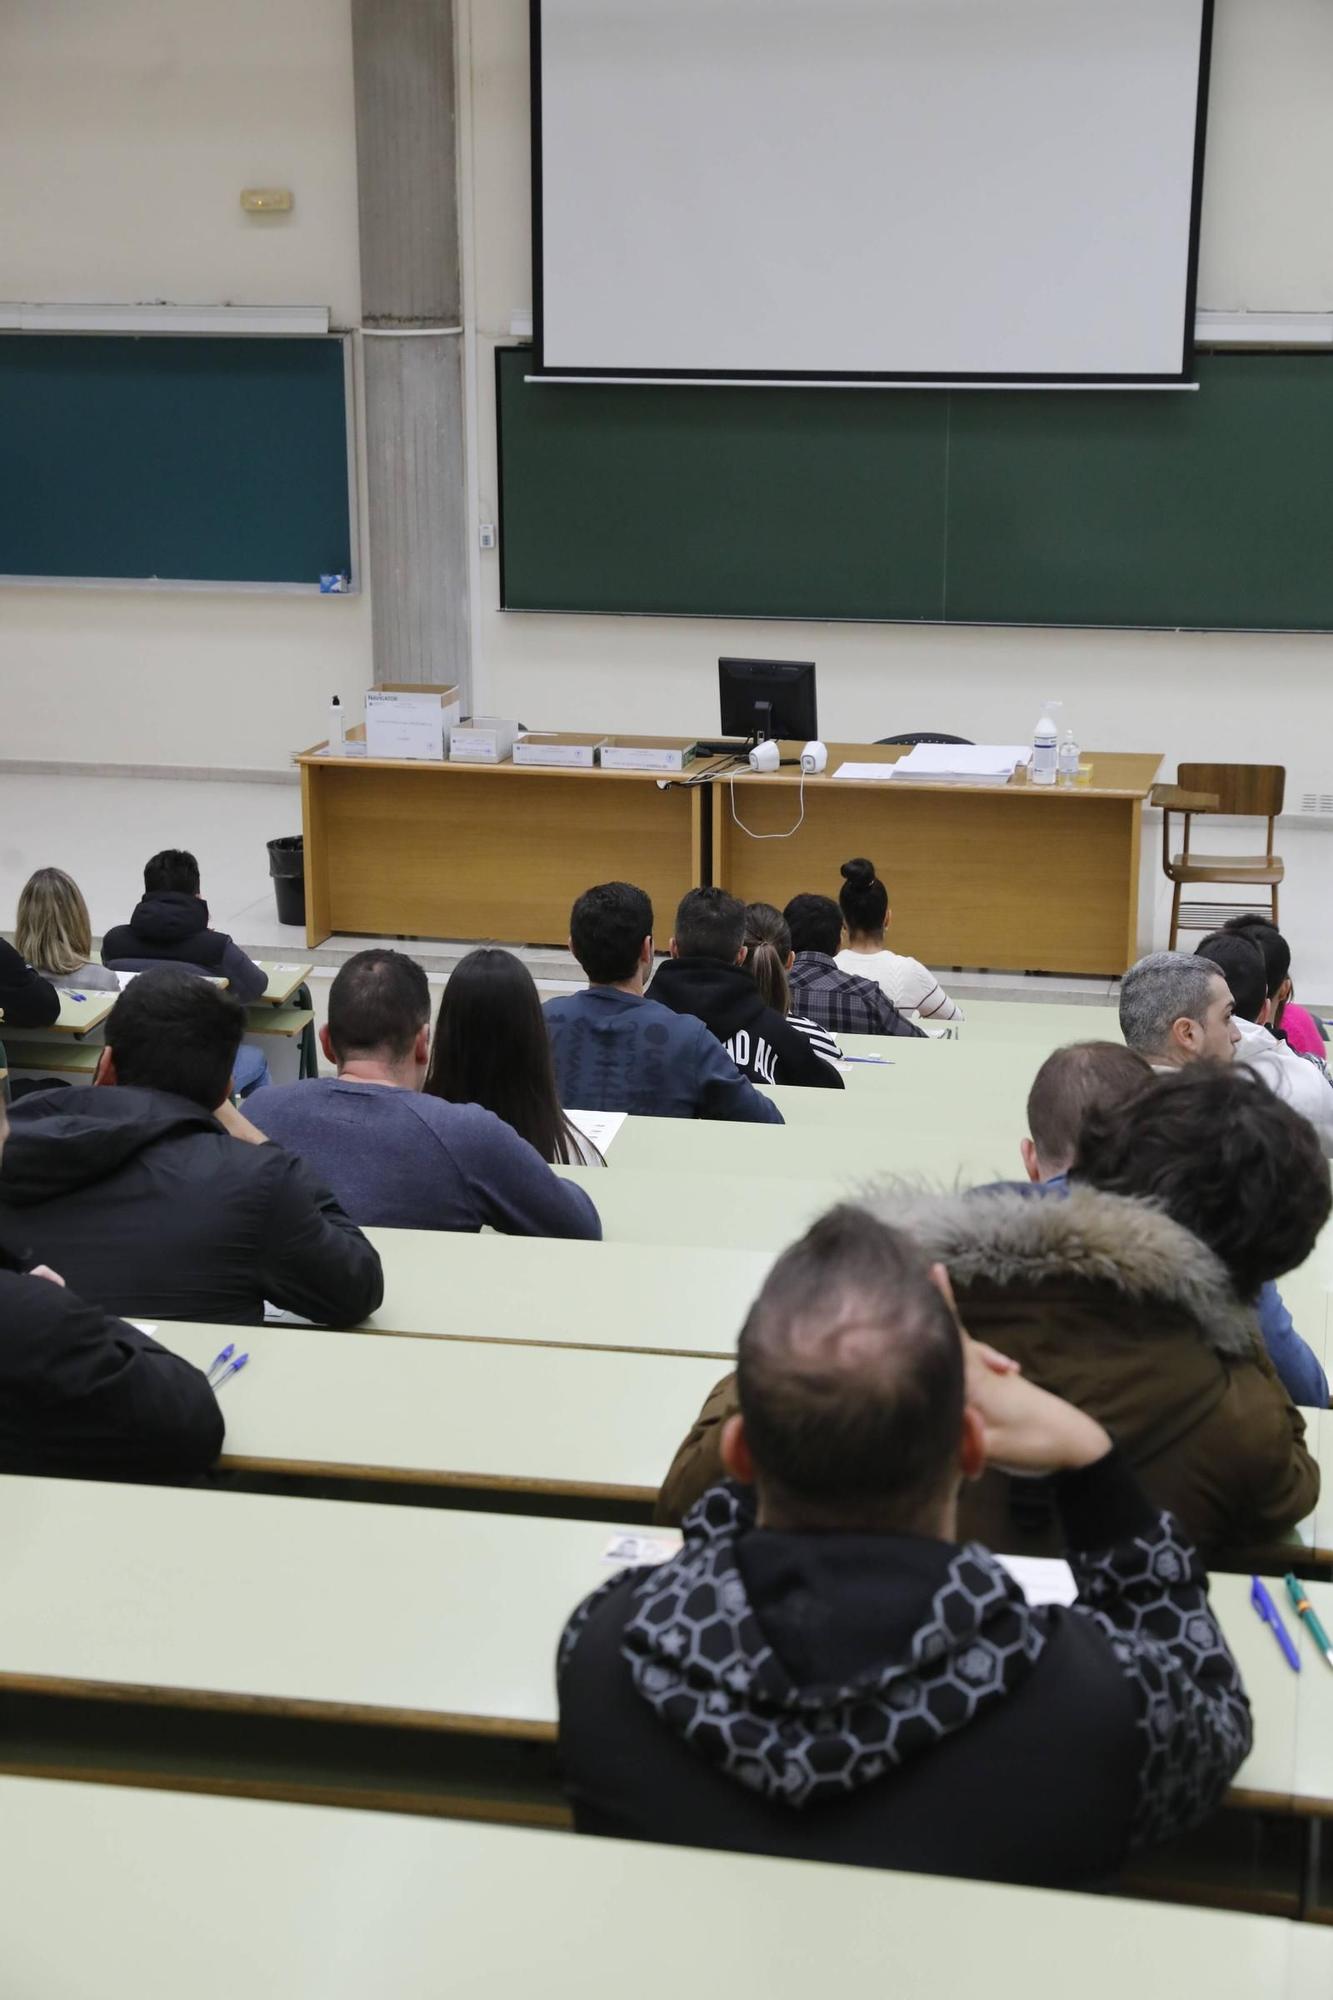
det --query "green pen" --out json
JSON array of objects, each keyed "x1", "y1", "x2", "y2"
[{"x1": 1283, "y1": 1573, "x2": 1333, "y2": 1669}]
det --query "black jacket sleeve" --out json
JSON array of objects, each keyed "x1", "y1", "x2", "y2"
[
  {"x1": 0, "y1": 939, "x2": 61, "y2": 1029},
  {"x1": 218, "y1": 938, "x2": 269, "y2": 1003},
  {"x1": 1058, "y1": 1449, "x2": 1252, "y2": 1851},
  {"x1": 255, "y1": 1148, "x2": 385, "y2": 1326},
  {"x1": 771, "y1": 1014, "x2": 845, "y2": 1090},
  {"x1": 0, "y1": 1270, "x2": 223, "y2": 1477}
]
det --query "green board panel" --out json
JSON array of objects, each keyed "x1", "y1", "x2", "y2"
[
  {"x1": 497, "y1": 348, "x2": 1333, "y2": 631},
  {"x1": 497, "y1": 348, "x2": 948, "y2": 619},
  {"x1": 0, "y1": 334, "x2": 353, "y2": 586},
  {"x1": 946, "y1": 354, "x2": 1333, "y2": 629}
]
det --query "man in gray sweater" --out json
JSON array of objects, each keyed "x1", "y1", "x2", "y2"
[{"x1": 246, "y1": 950, "x2": 600, "y2": 1240}]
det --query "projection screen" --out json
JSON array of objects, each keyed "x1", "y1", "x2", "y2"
[{"x1": 532, "y1": 0, "x2": 1213, "y2": 384}]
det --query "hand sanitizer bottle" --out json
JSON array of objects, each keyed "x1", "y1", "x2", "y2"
[
  {"x1": 328, "y1": 695, "x2": 346, "y2": 757},
  {"x1": 1031, "y1": 704, "x2": 1058, "y2": 786},
  {"x1": 1058, "y1": 730, "x2": 1081, "y2": 785}
]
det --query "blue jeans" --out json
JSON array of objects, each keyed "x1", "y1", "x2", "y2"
[{"x1": 232, "y1": 1042, "x2": 271, "y2": 1098}]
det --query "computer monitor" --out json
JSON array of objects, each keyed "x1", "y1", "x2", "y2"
[{"x1": 718, "y1": 658, "x2": 818, "y2": 744}]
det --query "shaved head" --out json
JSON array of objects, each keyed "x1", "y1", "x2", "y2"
[{"x1": 736, "y1": 1207, "x2": 965, "y2": 1531}]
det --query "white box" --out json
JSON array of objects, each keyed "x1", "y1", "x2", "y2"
[
  {"x1": 512, "y1": 731, "x2": 608, "y2": 769},
  {"x1": 598, "y1": 735, "x2": 699, "y2": 775},
  {"x1": 450, "y1": 717, "x2": 520, "y2": 764},
  {"x1": 364, "y1": 683, "x2": 461, "y2": 762}
]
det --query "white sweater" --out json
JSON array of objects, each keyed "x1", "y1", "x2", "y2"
[
  {"x1": 1234, "y1": 1015, "x2": 1333, "y2": 1156},
  {"x1": 834, "y1": 948, "x2": 964, "y2": 1023}
]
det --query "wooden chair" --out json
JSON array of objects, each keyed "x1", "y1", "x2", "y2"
[{"x1": 1153, "y1": 763, "x2": 1285, "y2": 950}]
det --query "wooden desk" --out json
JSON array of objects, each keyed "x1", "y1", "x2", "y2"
[
  {"x1": 603, "y1": 1112, "x2": 1017, "y2": 1184},
  {"x1": 3, "y1": 1778, "x2": 1327, "y2": 1999},
  {"x1": 840, "y1": 999, "x2": 1125, "y2": 1053},
  {"x1": 253, "y1": 960, "x2": 314, "y2": 1006},
  {"x1": 554, "y1": 1165, "x2": 844, "y2": 1247},
  {"x1": 295, "y1": 747, "x2": 706, "y2": 949},
  {"x1": 163, "y1": 1319, "x2": 729, "y2": 1510},
  {"x1": 713, "y1": 746, "x2": 1162, "y2": 976},
  {"x1": 0, "y1": 990, "x2": 115, "y2": 1039},
  {"x1": 363, "y1": 1231, "x2": 768, "y2": 1355}
]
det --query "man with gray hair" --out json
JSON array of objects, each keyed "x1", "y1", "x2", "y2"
[{"x1": 1118, "y1": 951, "x2": 1240, "y2": 1068}]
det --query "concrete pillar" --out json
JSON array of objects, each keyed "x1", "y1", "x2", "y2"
[{"x1": 351, "y1": 0, "x2": 470, "y2": 696}]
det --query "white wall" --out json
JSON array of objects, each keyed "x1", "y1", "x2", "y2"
[
  {"x1": 5, "y1": 0, "x2": 1333, "y2": 807},
  {"x1": 0, "y1": 0, "x2": 370, "y2": 770}
]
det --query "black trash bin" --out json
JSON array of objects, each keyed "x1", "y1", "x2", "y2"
[{"x1": 267, "y1": 835, "x2": 306, "y2": 927}]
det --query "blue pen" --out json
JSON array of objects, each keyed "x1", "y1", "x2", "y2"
[
  {"x1": 211, "y1": 1353, "x2": 249, "y2": 1390},
  {"x1": 205, "y1": 1343, "x2": 235, "y2": 1385},
  {"x1": 1251, "y1": 1576, "x2": 1302, "y2": 1672}
]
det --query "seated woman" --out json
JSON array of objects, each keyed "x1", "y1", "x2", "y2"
[
  {"x1": 742, "y1": 902, "x2": 843, "y2": 1071},
  {"x1": 15, "y1": 867, "x2": 119, "y2": 992},
  {"x1": 834, "y1": 856, "x2": 964, "y2": 1024},
  {"x1": 424, "y1": 947, "x2": 605, "y2": 1165}
]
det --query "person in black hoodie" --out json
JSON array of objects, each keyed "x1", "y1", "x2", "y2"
[
  {"x1": 0, "y1": 936, "x2": 60, "y2": 1029},
  {"x1": 0, "y1": 968, "x2": 384, "y2": 1328},
  {"x1": 102, "y1": 849, "x2": 268, "y2": 1002},
  {"x1": 649, "y1": 888, "x2": 843, "y2": 1091},
  {"x1": 558, "y1": 1206, "x2": 1250, "y2": 1888},
  {"x1": 0, "y1": 1094, "x2": 223, "y2": 1479}
]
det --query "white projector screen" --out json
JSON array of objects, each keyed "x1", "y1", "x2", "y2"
[{"x1": 533, "y1": 0, "x2": 1212, "y2": 384}]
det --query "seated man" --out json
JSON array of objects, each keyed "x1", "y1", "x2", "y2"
[
  {"x1": 561, "y1": 1207, "x2": 1250, "y2": 1885},
  {"x1": 1118, "y1": 949, "x2": 1241, "y2": 1069},
  {"x1": 648, "y1": 887, "x2": 843, "y2": 1090},
  {"x1": 0, "y1": 968, "x2": 383, "y2": 1326},
  {"x1": 246, "y1": 949, "x2": 601, "y2": 1238},
  {"x1": 0, "y1": 935, "x2": 60, "y2": 1029},
  {"x1": 544, "y1": 883, "x2": 783, "y2": 1123},
  {"x1": 1017, "y1": 1041, "x2": 1328, "y2": 1408},
  {"x1": 658, "y1": 1067, "x2": 1323, "y2": 1556},
  {"x1": 1193, "y1": 930, "x2": 1333, "y2": 1154},
  {"x1": 103, "y1": 848, "x2": 269, "y2": 1003},
  {"x1": 0, "y1": 1095, "x2": 223, "y2": 1479},
  {"x1": 782, "y1": 894, "x2": 923, "y2": 1037}
]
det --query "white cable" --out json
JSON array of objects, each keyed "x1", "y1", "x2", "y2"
[{"x1": 729, "y1": 768, "x2": 806, "y2": 839}]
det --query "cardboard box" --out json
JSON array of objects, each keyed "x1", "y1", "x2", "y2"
[
  {"x1": 450, "y1": 717, "x2": 521, "y2": 764},
  {"x1": 598, "y1": 735, "x2": 700, "y2": 774},
  {"x1": 364, "y1": 683, "x2": 461, "y2": 762},
  {"x1": 512, "y1": 731, "x2": 609, "y2": 769}
]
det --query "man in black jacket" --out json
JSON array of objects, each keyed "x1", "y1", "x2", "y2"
[
  {"x1": 0, "y1": 1096, "x2": 222, "y2": 1479},
  {"x1": 0, "y1": 936, "x2": 60, "y2": 1029},
  {"x1": 558, "y1": 1206, "x2": 1250, "y2": 1888},
  {"x1": 102, "y1": 848, "x2": 268, "y2": 1002},
  {"x1": 649, "y1": 888, "x2": 843, "y2": 1090},
  {"x1": 0, "y1": 969, "x2": 384, "y2": 1327}
]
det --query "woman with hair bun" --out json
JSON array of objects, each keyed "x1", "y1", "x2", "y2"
[{"x1": 834, "y1": 857, "x2": 964, "y2": 1024}]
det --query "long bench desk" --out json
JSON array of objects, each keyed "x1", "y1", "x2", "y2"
[
  {"x1": 164, "y1": 1320, "x2": 728, "y2": 1517},
  {"x1": 5, "y1": 1777, "x2": 1328, "y2": 2000},
  {"x1": 554, "y1": 1166, "x2": 844, "y2": 1247},
  {"x1": 0, "y1": 1477, "x2": 1324, "y2": 1864},
  {"x1": 362, "y1": 1232, "x2": 768, "y2": 1355}
]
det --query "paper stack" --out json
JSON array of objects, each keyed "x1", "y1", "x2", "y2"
[{"x1": 885, "y1": 743, "x2": 1031, "y2": 786}]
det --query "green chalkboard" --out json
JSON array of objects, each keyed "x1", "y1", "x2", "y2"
[
  {"x1": 0, "y1": 335, "x2": 353, "y2": 587},
  {"x1": 497, "y1": 348, "x2": 1333, "y2": 631}
]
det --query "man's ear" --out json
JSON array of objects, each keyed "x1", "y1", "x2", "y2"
[
  {"x1": 1172, "y1": 1014, "x2": 1198, "y2": 1056},
  {"x1": 958, "y1": 1404, "x2": 986, "y2": 1483},
  {"x1": 415, "y1": 1023, "x2": 431, "y2": 1067},
  {"x1": 1019, "y1": 1136, "x2": 1042, "y2": 1184},
  {"x1": 318, "y1": 1024, "x2": 336, "y2": 1065},
  {"x1": 735, "y1": 944, "x2": 748, "y2": 967},
  {"x1": 668, "y1": 936, "x2": 681, "y2": 960},
  {"x1": 719, "y1": 1413, "x2": 756, "y2": 1487},
  {"x1": 1257, "y1": 995, "x2": 1273, "y2": 1027},
  {"x1": 94, "y1": 1048, "x2": 117, "y2": 1087},
  {"x1": 640, "y1": 933, "x2": 654, "y2": 966}
]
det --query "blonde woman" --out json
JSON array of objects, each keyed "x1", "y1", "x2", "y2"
[{"x1": 14, "y1": 868, "x2": 119, "y2": 993}]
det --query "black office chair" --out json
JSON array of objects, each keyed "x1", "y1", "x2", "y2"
[{"x1": 876, "y1": 732, "x2": 974, "y2": 747}]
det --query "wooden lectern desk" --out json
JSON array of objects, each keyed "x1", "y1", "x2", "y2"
[
  {"x1": 713, "y1": 746, "x2": 1162, "y2": 975},
  {"x1": 295, "y1": 739, "x2": 1161, "y2": 974}
]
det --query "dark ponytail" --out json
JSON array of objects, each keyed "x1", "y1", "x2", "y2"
[
  {"x1": 839, "y1": 857, "x2": 888, "y2": 940},
  {"x1": 743, "y1": 902, "x2": 791, "y2": 1015}
]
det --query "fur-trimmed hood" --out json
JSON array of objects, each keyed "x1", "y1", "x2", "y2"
[{"x1": 862, "y1": 1184, "x2": 1261, "y2": 1362}]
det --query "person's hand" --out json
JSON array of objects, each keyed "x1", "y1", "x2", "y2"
[
  {"x1": 964, "y1": 1345, "x2": 1111, "y2": 1477},
  {"x1": 928, "y1": 1263, "x2": 1020, "y2": 1380},
  {"x1": 212, "y1": 1098, "x2": 269, "y2": 1145},
  {"x1": 29, "y1": 1264, "x2": 65, "y2": 1287}
]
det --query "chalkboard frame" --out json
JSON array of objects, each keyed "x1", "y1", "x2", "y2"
[{"x1": 0, "y1": 332, "x2": 359, "y2": 594}]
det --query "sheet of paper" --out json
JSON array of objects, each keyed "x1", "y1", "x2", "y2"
[
  {"x1": 603, "y1": 1532, "x2": 682, "y2": 1568},
  {"x1": 128, "y1": 1321, "x2": 159, "y2": 1336},
  {"x1": 833, "y1": 762, "x2": 901, "y2": 782},
  {"x1": 894, "y1": 743, "x2": 1032, "y2": 777},
  {"x1": 997, "y1": 1554, "x2": 1078, "y2": 1607},
  {"x1": 566, "y1": 1108, "x2": 627, "y2": 1155},
  {"x1": 262, "y1": 1304, "x2": 318, "y2": 1326}
]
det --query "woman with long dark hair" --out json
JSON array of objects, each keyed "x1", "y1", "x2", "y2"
[
  {"x1": 742, "y1": 903, "x2": 843, "y2": 1071},
  {"x1": 424, "y1": 947, "x2": 603, "y2": 1165},
  {"x1": 835, "y1": 857, "x2": 964, "y2": 1024}
]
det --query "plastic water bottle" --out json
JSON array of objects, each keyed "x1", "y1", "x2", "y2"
[
  {"x1": 1031, "y1": 704, "x2": 1058, "y2": 786},
  {"x1": 1058, "y1": 730, "x2": 1081, "y2": 785}
]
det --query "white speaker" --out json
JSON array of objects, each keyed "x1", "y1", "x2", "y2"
[
  {"x1": 800, "y1": 739, "x2": 828, "y2": 775},
  {"x1": 748, "y1": 739, "x2": 781, "y2": 773}
]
